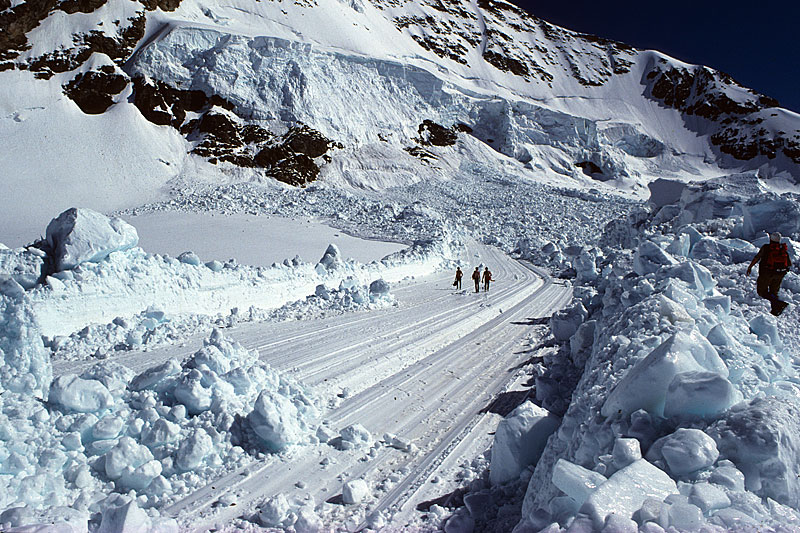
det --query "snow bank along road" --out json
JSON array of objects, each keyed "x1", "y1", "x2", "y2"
[{"x1": 54, "y1": 244, "x2": 571, "y2": 528}]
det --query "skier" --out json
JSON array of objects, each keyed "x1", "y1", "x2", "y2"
[
  {"x1": 746, "y1": 232, "x2": 792, "y2": 316},
  {"x1": 453, "y1": 267, "x2": 463, "y2": 289},
  {"x1": 472, "y1": 267, "x2": 481, "y2": 293},
  {"x1": 482, "y1": 267, "x2": 493, "y2": 292}
]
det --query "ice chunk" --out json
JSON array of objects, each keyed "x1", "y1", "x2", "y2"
[
  {"x1": 175, "y1": 429, "x2": 213, "y2": 471},
  {"x1": 343, "y1": 478, "x2": 369, "y2": 504},
  {"x1": 205, "y1": 260, "x2": 223, "y2": 272},
  {"x1": 666, "y1": 502, "x2": 704, "y2": 530},
  {"x1": 580, "y1": 459, "x2": 677, "y2": 528},
  {"x1": 141, "y1": 418, "x2": 180, "y2": 446},
  {"x1": 46, "y1": 208, "x2": 138, "y2": 271},
  {"x1": 739, "y1": 196, "x2": 800, "y2": 240},
  {"x1": 708, "y1": 397, "x2": 800, "y2": 507},
  {"x1": 0, "y1": 248, "x2": 44, "y2": 289},
  {"x1": 490, "y1": 401, "x2": 560, "y2": 485},
  {"x1": 93, "y1": 415, "x2": 125, "y2": 440},
  {"x1": 660, "y1": 261, "x2": 715, "y2": 294},
  {"x1": 550, "y1": 302, "x2": 588, "y2": 342},
  {"x1": 259, "y1": 494, "x2": 291, "y2": 527},
  {"x1": 249, "y1": 390, "x2": 307, "y2": 451},
  {"x1": 551, "y1": 459, "x2": 607, "y2": 506},
  {"x1": 612, "y1": 438, "x2": 642, "y2": 469},
  {"x1": 129, "y1": 359, "x2": 181, "y2": 391},
  {"x1": 173, "y1": 371, "x2": 213, "y2": 414},
  {"x1": 318, "y1": 243, "x2": 343, "y2": 271},
  {"x1": 97, "y1": 500, "x2": 151, "y2": 533},
  {"x1": 340, "y1": 423, "x2": 372, "y2": 448},
  {"x1": 574, "y1": 249, "x2": 598, "y2": 282},
  {"x1": 368, "y1": 278, "x2": 391, "y2": 302},
  {"x1": 690, "y1": 237, "x2": 757, "y2": 264},
  {"x1": 688, "y1": 482, "x2": 731, "y2": 513},
  {"x1": 177, "y1": 251, "x2": 202, "y2": 266},
  {"x1": 633, "y1": 241, "x2": 677, "y2": 275},
  {"x1": 663, "y1": 371, "x2": 740, "y2": 420},
  {"x1": 294, "y1": 506, "x2": 323, "y2": 533},
  {"x1": 707, "y1": 463, "x2": 745, "y2": 491},
  {"x1": 105, "y1": 436, "x2": 156, "y2": 485},
  {"x1": 570, "y1": 320, "x2": 596, "y2": 368},
  {"x1": 444, "y1": 513, "x2": 475, "y2": 533},
  {"x1": 602, "y1": 330, "x2": 727, "y2": 418},
  {"x1": 648, "y1": 429, "x2": 718, "y2": 475},
  {"x1": 601, "y1": 513, "x2": 637, "y2": 532},
  {"x1": 657, "y1": 294, "x2": 694, "y2": 326},
  {"x1": 749, "y1": 315, "x2": 781, "y2": 348},
  {"x1": 648, "y1": 178, "x2": 687, "y2": 208},
  {"x1": 50, "y1": 374, "x2": 114, "y2": 413}
]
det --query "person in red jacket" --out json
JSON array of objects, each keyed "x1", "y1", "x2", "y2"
[
  {"x1": 482, "y1": 267, "x2": 493, "y2": 292},
  {"x1": 747, "y1": 232, "x2": 792, "y2": 316}
]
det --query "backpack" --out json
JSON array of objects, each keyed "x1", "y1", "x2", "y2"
[{"x1": 764, "y1": 242, "x2": 790, "y2": 271}]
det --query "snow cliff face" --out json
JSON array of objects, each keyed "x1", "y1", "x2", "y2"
[{"x1": 1, "y1": 0, "x2": 799, "y2": 221}]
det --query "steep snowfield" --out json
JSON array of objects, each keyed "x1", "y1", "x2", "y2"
[{"x1": 2, "y1": 0, "x2": 799, "y2": 240}]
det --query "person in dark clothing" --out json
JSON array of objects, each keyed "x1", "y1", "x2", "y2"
[
  {"x1": 472, "y1": 267, "x2": 481, "y2": 293},
  {"x1": 747, "y1": 232, "x2": 792, "y2": 315},
  {"x1": 482, "y1": 267, "x2": 493, "y2": 292},
  {"x1": 454, "y1": 267, "x2": 463, "y2": 289}
]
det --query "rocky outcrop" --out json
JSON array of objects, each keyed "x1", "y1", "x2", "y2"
[
  {"x1": 63, "y1": 65, "x2": 128, "y2": 114},
  {"x1": 645, "y1": 62, "x2": 799, "y2": 164}
]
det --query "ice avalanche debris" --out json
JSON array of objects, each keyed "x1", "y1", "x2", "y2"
[
  {"x1": 46, "y1": 208, "x2": 139, "y2": 272},
  {"x1": 0, "y1": 327, "x2": 321, "y2": 530},
  {"x1": 499, "y1": 172, "x2": 800, "y2": 531}
]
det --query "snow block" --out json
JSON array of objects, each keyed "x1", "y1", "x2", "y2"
[
  {"x1": 580, "y1": 459, "x2": 677, "y2": 528},
  {"x1": 612, "y1": 438, "x2": 642, "y2": 470},
  {"x1": 660, "y1": 261, "x2": 715, "y2": 295},
  {"x1": 249, "y1": 390, "x2": 307, "y2": 451},
  {"x1": 633, "y1": 241, "x2": 677, "y2": 276},
  {"x1": 550, "y1": 302, "x2": 588, "y2": 342},
  {"x1": 648, "y1": 428, "x2": 718, "y2": 475},
  {"x1": 601, "y1": 330, "x2": 726, "y2": 419},
  {"x1": 45, "y1": 208, "x2": 138, "y2": 271},
  {"x1": 663, "y1": 371, "x2": 740, "y2": 420},
  {"x1": 343, "y1": 479, "x2": 369, "y2": 504},
  {"x1": 259, "y1": 494, "x2": 291, "y2": 527},
  {"x1": 104, "y1": 436, "x2": 158, "y2": 489},
  {"x1": 50, "y1": 374, "x2": 114, "y2": 413},
  {"x1": 175, "y1": 429, "x2": 213, "y2": 471},
  {"x1": 97, "y1": 500, "x2": 151, "y2": 533},
  {"x1": 551, "y1": 459, "x2": 607, "y2": 506},
  {"x1": 490, "y1": 402, "x2": 560, "y2": 486}
]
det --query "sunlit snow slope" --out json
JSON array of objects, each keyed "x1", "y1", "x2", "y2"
[{"x1": 1, "y1": 0, "x2": 799, "y2": 238}]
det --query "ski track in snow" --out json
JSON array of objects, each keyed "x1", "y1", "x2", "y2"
[{"x1": 52, "y1": 243, "x2": 571, "y2": 529}]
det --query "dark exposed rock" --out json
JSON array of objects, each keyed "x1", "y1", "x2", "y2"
[
  {"x1": 646, "y1": 64, "x2": 798, "y2": 164},
  {"x1": 418, "y1": 119, "x2": 459, "y2": 146},
  {"x1": 405, "y1": 146, "x2": 439, "y2": 162},
  {"x1": 483, "y1": 49, "x2": 529, "y2": 79},
  {"x1": 24, "y1": 12, "x2": 145, "y2": 79},
  {"x1": 132, "y1": 76, "x2": 210, "y2": 128},
  {"x1": 63, "y1": 68, "x2": 129, "y2": 114},
  {"x1": 285, "y1": 124, "x2": 338, "y2": 158}
]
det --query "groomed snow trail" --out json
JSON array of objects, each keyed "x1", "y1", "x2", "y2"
[{"x1": 54, "y1": 243, "x2": 571, "y2": 529}]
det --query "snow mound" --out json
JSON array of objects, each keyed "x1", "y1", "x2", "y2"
[{"x1": 45, "y1": 208, "x2": 138, "y2": 272}]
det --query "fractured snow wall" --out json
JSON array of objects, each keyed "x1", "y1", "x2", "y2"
[{"x1": 129, "y1": 27, "x2": 676, "y2": 184}]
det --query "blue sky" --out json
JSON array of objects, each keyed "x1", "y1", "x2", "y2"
[{"x1": 509, "y1": 1, "x2": 800, "y2": 114}]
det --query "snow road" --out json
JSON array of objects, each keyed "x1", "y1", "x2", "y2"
[{"x1": 53, "y1": 244, "x2": 571, "y2": 528}]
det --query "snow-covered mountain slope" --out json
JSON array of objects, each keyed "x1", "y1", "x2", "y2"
[{"x1": 2, "y1": 0, "x2": 799, "y2": 237}]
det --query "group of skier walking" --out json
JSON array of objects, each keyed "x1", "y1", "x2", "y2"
[
  {"x1": 453, "y1": 266, "x2": 492, "y2": 293},
  {"x1": 450, "y1": 231, "x2": 792, "y2": 316}
]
